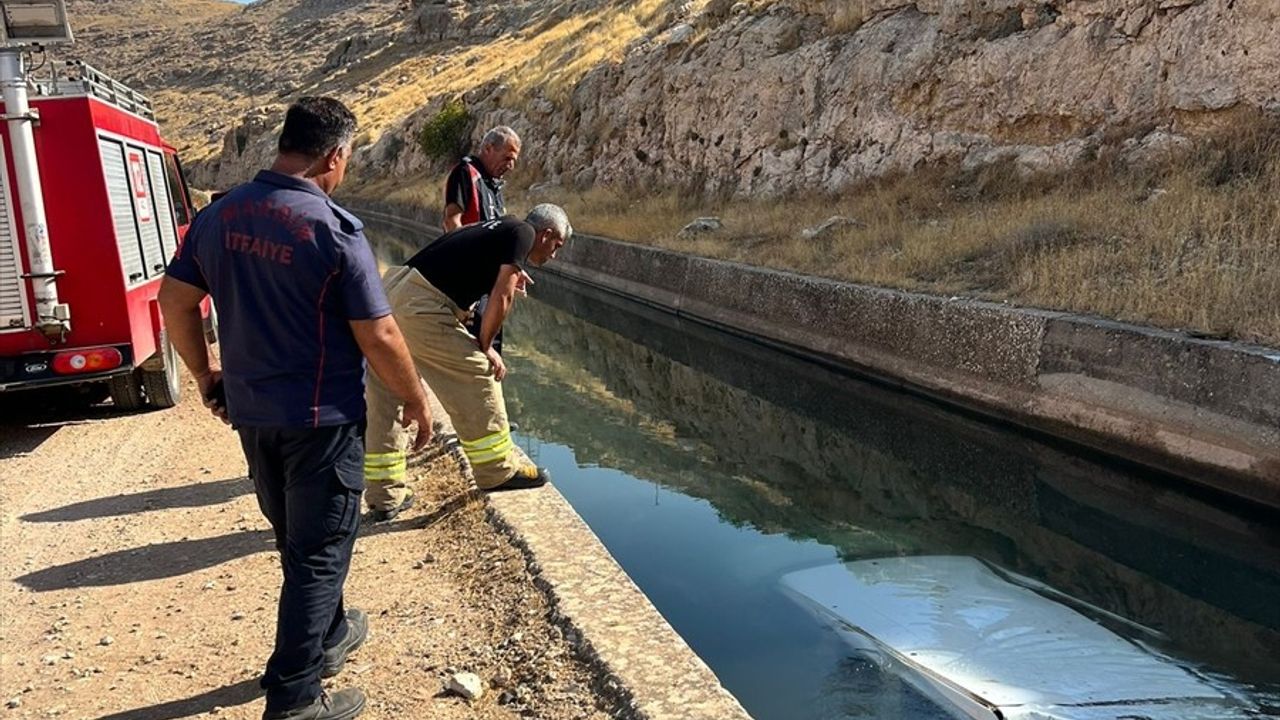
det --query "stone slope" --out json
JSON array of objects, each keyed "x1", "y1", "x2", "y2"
[{"x1": 64, "y1": 0, "x2": 1280, "y2": 196}]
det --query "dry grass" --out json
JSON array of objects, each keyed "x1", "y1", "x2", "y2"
[
  {"x1": 66, "y1": 0, "x2": 238, "y2": 33},
  {"x1": 358, "y1": 171, "x2": 450, "y2": 210},
  {"x1": 827, "y1": 3, "x2": 867, "y2": 32},
  {"x1": 345, "y1": 0, "x2": 680, "y2": 144},
  {"x1": 498, "y1": 117, "x2": 1280, "y2": 348}
]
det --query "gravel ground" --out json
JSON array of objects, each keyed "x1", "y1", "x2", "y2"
[{"x1": 0, "y1": 378, "x2": 620, "y2": 720}]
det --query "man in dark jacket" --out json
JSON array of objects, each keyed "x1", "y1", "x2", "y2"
[
  {"x1": 159, "y1": 97, "x2": 433, "y2": 720},
  {"x1": 442, "y1": 126, "x2": 520, "y2": 232}
]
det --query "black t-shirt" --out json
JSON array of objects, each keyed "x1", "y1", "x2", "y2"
[
  {"x1": 406, "y1": 217, "x2": 535, "y2": 308},
  {"x1": 444, "y1": 156, "x2": 505, "y2": 226}
]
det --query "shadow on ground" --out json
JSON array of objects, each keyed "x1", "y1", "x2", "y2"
[
  {"x1": 15, "y1": 528, "x2": 278, "y2": 591},
  {"x1": 15, "y1": 492, "x2": 478, "y2": 592},
  {"x1": 93, "y1": 678, "x2": 260, "y2": 720},
  {"x1": 22, "y1": 476, "x2": 253, "y2": 523},
  {"x1": 0, "y1": 387, "x2": 140, "y2": 460}
]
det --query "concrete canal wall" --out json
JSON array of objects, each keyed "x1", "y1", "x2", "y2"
[
  {"x1": 354, "y1": 201, "x2": 1280, "y2": 509},
  {"x1": 549, "y1": 234, "x2": 1280, "y2": 508}
]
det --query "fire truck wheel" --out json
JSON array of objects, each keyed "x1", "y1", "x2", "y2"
[
  {"x1": 107, "y1": 371, "x2": 146, "y2": 411},
  {"x1": 142, "y1": 332, "x2": 182, "y2": 409}
]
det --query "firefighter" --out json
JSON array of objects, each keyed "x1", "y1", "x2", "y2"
[
  {"x1": 160, "y1": 97, "x2": 432, "y2": 720},
  {"x1": 364, "y1": 206, "x2": 570, "y2": 520}
]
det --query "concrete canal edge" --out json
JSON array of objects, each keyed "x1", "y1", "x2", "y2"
[
  {"x1": 486, "y1": 488, "x2": 754, "y2": 720},
  {"x1": 352, "y1": 201, "x2": 1280, "y2": 509},
  {"x1": 426, "y1": 446, "x2": 754, "y2": 719}
]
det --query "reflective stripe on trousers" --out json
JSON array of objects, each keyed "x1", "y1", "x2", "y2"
[
  {"x1": 460, "y1": 428, "x2": 515, "y2": 466},
  {"x1": 363, "y1": 451, "x2": 406, "y2": 483}
]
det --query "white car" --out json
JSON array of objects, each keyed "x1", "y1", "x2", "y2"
[{"x1": 782, "y1": 556, "x2": 1256, "y2": 720}]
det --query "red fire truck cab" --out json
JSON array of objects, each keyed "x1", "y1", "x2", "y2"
[{"x1": 0, "y1": 60, "x2": 207, "y2": 409}]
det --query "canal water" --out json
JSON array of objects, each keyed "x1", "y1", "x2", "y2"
[
  {"x1": 503, "y1": 273, "x2": 1280, "y2": 719},
  {"x1": 367, "y1": 226, "x2": 1280, "y2": 719}
]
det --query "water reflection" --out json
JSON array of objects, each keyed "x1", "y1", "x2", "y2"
[{"x1": 504, "y1": 273, "x2": 1280, "y2": 719}]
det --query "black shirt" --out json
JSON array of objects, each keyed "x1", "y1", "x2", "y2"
[
  {"x1": 445, "y1": 156, "x2": 505, "y2": 226},
  {"x1": 406, "y1": 217, "x2": 535, "y2": 309}
]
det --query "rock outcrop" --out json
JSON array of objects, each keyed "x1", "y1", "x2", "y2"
[{"x1": 543, "y1": 0, "x2": 1276, "y2": 194}]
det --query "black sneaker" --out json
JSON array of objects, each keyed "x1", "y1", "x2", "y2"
[
  {"x1": 262, "y1": 688, "x2": 366, "y2": 720},
  {"x1": 486, "y1": 465, "x2": 550, "y2": 492},
  {"x1": 366, "y1": 492, "x2": 413, "y2": 524},
  {"x1": 322, "y1": 608, "x2": 368, "y2": 678}
]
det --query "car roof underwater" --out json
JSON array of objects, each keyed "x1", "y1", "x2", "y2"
[{"x1": 780, "y1": 555, "x2": 1254, "y2": 720}]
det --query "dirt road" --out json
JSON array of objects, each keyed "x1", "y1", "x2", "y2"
[{"x1": 0, "y1": 379, "x2": 618, "y2": 719}]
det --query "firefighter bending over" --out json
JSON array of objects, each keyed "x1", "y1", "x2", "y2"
[{"x1": 364, "y1": 206, "x2": 571, "y2": 519}]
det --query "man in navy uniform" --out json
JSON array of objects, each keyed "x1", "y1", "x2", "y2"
[{"x1": 159, "y1": 97, "x2": 432, "y2": 720}]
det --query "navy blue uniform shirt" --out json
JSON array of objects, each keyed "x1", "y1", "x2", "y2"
[{"x1": 167, "y1": 170, "x2": 391, "y2": 428}]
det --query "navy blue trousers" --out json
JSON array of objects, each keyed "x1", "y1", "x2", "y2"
[{"x1": 238, "y1": 422, "x2": 365, "y2": 713}]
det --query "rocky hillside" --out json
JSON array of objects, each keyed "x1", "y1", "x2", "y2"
[
  {"x1": 63, "y1": 0, "x2": 405, "y2": 178},
  {"x1": 65, "y1": 0, "x2": 1280, "y2": 195}
]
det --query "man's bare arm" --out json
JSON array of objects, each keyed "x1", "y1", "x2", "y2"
[
  {"x1": 477, "y1": 264, "x2": 521, "y2": 352},
  {"x1": 474, "y1": 265, "x2": 523, "y2": 382}
]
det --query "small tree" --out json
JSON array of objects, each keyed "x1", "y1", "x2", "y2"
[{"x1": 418, "y1": 99, "x2": 472, "y2": 161}]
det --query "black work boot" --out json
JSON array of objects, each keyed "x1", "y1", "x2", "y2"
[
  {"x1": 365, "y1": 491, "x2": 413, "y2": 524},
  {"x1": 262, "y1": 689, "x2": 365, "y2": 720},
  {"x1": 322, "y1": 608, "x2": 368, "y2": 678},
  {"x1": 486, "y1": 464, "x2": 550, "y2": 492}
]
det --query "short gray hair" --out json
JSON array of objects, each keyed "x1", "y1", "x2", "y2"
[
  {"x1": 526, "y1": 204, "x2": 572, "y2": 242},
  {"x1": 481, "y1": 125, "x2": 521, "y2": 150}
]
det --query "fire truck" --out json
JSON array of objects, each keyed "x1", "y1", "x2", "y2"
[{"x1": 0, "y1": 1, "x2": 209, "y2": 410}]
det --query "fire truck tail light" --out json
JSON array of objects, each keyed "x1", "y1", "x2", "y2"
[{"x1": 52, "y1": 348, "x2": 124, "y2": 375}]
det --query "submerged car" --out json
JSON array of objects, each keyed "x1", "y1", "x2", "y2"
[{"x1": 781, "y1": 555, "x2": 1255, "y2": 720}]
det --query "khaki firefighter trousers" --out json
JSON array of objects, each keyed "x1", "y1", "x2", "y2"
[{"x1": 364, "y1": 266, "x2": 531, "y2": 510}]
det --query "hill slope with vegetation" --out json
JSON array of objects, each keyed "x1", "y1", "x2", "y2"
[{"x1": 64, "y1": 0, "x2": 1280, "y2": 345}]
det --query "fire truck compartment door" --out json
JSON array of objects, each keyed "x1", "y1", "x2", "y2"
[
  {"x1": 145, "y1": 150, "x2": 177, "y2": 262},
  {"x1": 99, "y1": 136, "x2": 146, "y2": 285},
  {"x1": 0, "y1": 144, "x2": 28, "y2": 329},
  {"x1": 124, "y1": 146, "x2": 165, "y2": 278},
  {"x1": 100, "y1": 137, "x2": 172, "y2": 285}
]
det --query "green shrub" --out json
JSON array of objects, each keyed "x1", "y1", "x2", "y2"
[{"x1": 417, "y1": 99, "x2": 472, "y2": 161}]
